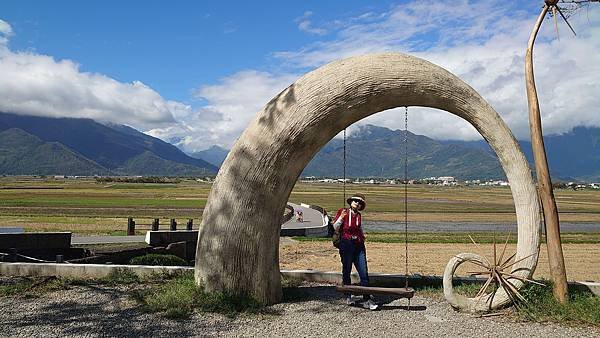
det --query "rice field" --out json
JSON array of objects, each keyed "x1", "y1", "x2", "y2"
[{"x1": 0, "y1": 177, "x2": 599, "y2": 234}]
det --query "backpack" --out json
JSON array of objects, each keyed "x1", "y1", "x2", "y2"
[{"x1": 332, "y1": 209, "x2": 346, "y2": 248}]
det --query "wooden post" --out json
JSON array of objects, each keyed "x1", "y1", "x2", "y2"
[
  {"x1": 187, "y1": 218, "x2": 193, "y2": 230},
  {"x1": 127, "y1": 217, "x2": 135, "y2": 236},
  {"x1": 170, "y1": 218, "x2": 177, "y2": 231},
  {"x1": 152, "y1": 218, "x2": 159, "y2": 231},
  {"x1": 525, "y1": 4, "x2": 568, "y2": 303}
]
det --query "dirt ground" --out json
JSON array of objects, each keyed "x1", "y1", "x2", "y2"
[{"x1": 279, "y1": 240, "x2": 599, "y2": 282}]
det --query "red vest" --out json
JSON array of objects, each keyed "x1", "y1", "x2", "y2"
[{"x1": 334, "y1": 208, "x2": 364, "y2": 244}]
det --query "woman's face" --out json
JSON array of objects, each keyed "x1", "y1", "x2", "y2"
[{"x1": 350, "y1": 200, "x2": 362, "y2": 210}]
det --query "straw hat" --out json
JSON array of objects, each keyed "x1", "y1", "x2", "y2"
[{"x1": 346, "y1": 193, "x2": 366, "y2": 210}]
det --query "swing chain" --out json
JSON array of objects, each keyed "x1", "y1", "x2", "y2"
[
  {"x1": 343, "y1": 128, "x2": 347, "y2": 205},
  {"x1": 404, "y1": 106, "x2": 409, "y2": 289}
]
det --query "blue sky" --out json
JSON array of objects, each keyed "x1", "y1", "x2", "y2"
[{"x1": 0, "y1": 1, "x2": 599, "y2": 152}]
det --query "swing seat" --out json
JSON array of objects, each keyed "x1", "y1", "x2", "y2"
[{"x1": 336, "y1": 285, "x2": 415, "y2": 298}]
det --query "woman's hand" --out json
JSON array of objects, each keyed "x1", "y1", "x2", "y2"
[{"x1": 339, "y1": 209, "x2": 348, "y2": 220}]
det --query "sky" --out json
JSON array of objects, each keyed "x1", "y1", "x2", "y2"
[{"x1": 0, "y1": 0, "x2": 599, "y2": 152}]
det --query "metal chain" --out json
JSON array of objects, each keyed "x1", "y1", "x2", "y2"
[
  {"x1": 343, "y1": 128, "x2": 347, "y2": 205},
  {"x1": 404, "y1": 106, "x2": 409, "y2": 288}
]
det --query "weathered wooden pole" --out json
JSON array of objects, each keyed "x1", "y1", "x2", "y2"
[
  {"x1": 525, "y1": 2, "x2": 568, "y2": 303},
  {"x1": 127, "y1": 217, "x2": 135, "y2": 236}
]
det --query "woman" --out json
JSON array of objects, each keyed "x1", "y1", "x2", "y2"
[{"x1": 333, "y1": 193, "x2": 378, "y2": 310}]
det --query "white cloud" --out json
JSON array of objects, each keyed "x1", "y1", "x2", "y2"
[
  {"x1": 296, "y1": 11, "x2": 327, "y2": 36},
  {"x1": 275, "y1": 0, "x2": 525, "y2": 69},
  {"x1": 166, "y1": 1, "x2": 599, "y2": 151},
  {"x1": 2, "y1": 1, "x2": 599, "y2": 153},
  {"x1": 148, "y1": 70, "x2": 298, "y2": 151},
  {"x1": 0, "y1": 19, "x2": 182, "y2": 131},
  {"x1": 270, "y1": 1, "x2": 600, "y2": 141},
  {"x1": 0, "y1": 19, "x2": 12, "y2": 53}
]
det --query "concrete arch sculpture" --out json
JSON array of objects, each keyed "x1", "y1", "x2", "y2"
[{"x1": 195, "y1": 53, "x2": 541, "y2": 309}]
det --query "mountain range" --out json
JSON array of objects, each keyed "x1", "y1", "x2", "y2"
[
  {"x1": 0, "y1": 112, "x2": 217, "y2": 176},
  {"x1": 191, "y1": 125, "x2": 600, "y2": 181},
  {"x1": 1, "y1": 112, "x2": 597, "y2": 181}
]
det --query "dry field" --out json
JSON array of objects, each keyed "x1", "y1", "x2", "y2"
[
  {"x1": 1, "y1": 178, "x2": 599, "y2": 232},
  {"x1": 279, "y1": 241, "x2": 600, "y2": 282},
  {"x1": 1, "y1": 178, "x2": 598, "y2": 281}
]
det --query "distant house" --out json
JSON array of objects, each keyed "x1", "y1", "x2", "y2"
[{"x1": 438, "y1": 176, "x2": 456, "y2": 186}]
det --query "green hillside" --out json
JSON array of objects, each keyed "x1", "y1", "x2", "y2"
[
  {"x1": 116, "y1": 151, "x2": 213, "y2": 176},
  {"x1": 0, "y1": 128, "x2": 110, "y2": 175}
]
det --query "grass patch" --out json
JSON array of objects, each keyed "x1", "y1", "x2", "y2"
[
  {"x1": 416, "y1": 280, "x2": 599, "y2": 327},
  {"x1": 0, "y1": 276, "x2": 68, "y2": 297},
  {"x1": 98, "y1": 268, "x2": 140, "y2": 285},
  {"x1": 517, "y1": 281, "x2": 600, "y2": 326},
  {"x1": 292, "y1": 232, "x2": 600, "y2": 244},
  {"x1": 416, "y1": 282, "x2": 483, "y2": 301},
  {"x1": 132, "y1": 271, "x2": 265, "y2": 319},
  {"x1": 129, "y1": 254, "x2": 188, "y2": 266},
  {"x1": 0, "y1": 278, "x2": 35, "y2": 297}
]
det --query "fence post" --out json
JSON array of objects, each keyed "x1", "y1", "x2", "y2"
[
  {"x1": 127, "y1": 217, "x2": 135, "y2": 236},
  {"x1": 170, "y1": 218, "x2": 177, "y2": 231},
  {"x1": 186, "y1": 218, "x2": 193, "y2": 230},
  {"x1": 152, "y1": 218, "x2": 159, "y2": 231}
]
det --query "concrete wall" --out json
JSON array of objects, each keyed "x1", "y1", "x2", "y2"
[
  {"x1": 0, "y1": 232, "x2": 71, "y2": 250},
  {"x1": 145, "y1": 230, "x2": 198, "y2": 246}
]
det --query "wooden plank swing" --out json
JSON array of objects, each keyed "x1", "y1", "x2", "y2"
[
  {"x1": 335, "y1": 107, "x2": 415, "y2": 302},
  {"x1": 336, "y1": 285, "x2": 415, "y2": 298}
]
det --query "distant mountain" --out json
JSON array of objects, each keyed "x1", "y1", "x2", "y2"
[
  {"x1": 0, "y1": 128, "x2": 109, "y2": 175},
  {"x1": 190, "y1": 145, "x2": 230, "y2": 167},
  {"x1": 175, "y1": 124, "x2": 600, "y2": 181},
  {"x1": 0, "y1": 112, "x2": 217, "y2": 176},
  {"x1": 444, "y1": 127, "x2": 600, "y2": 181},
  {"x1": 522, "y1": 127, "x2": 600, "y2": 182},
  {"x1": 303, "y1": 125, "x2": 504, "y2": 180},
  {"x1": 116, "y1": 151, "x2": 213, "y2": 176}
]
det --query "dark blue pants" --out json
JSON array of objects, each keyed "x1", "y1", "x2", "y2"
[{"x1": 339, "y1": 239, "x2": 369, "y2": 287}]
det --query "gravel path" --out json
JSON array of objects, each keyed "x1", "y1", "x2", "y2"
[{"x1": 1, "y1": 281, "x2": 598, "y2": 338}]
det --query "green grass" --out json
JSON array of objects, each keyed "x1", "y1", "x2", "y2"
[
  {"x1": 129, "y1": 254, "x2": 188, "y2": 266},
  {"x1": 292, "y1": 232, "x2": 600, "y2": 244},
  {"x1": 0, "y1": 196, "x2": 205, "y2": 208},
  {"x1": 0, "y1": 276, "x2": 68, "y2": 297},
  {"x1": 417, "y1": 282, "x2": 483, "y2": 301},
  {"x1": 417, "y1": 280, "x2": 599, "y2": 327},
  {"x1": 131, "y1": 271, "x2": 265, "y2": 319},
  {"x1": 0, "y1": 278, "x2": 35, "y2": 297},
  {"x1": 517, "y1": 281, "x2": 600, "y2": 326},
  {"x1": 97, "y1": 268, "x2": 141, "y2": 285},
  {"x1": 107, "y1": 184, "x2": 179, "y2": 189}
]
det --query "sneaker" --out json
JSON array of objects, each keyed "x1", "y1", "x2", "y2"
[
  {"x1": 347, "y1": 295, "x2": 362, "y2": 305},
  {"x1": 362, "y1": 299, "x2": 379, "y2": 311}
]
